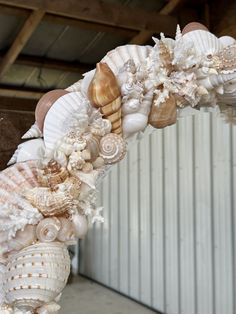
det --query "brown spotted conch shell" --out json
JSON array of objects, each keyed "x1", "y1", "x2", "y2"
[
  {"x1": 99, "y1": 133, "x2": 126, "y2": 164},
  {"x1": 148, "y1": 94, "x2": 177, "y2": 129},
  {"x1": 35, "y1": 89, "x2": 69, "y2": 132},
  {"x1": 88, "y1": 62, "x2": 122, "y2": 135}
]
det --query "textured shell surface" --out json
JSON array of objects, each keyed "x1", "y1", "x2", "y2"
[
  {"x1": 0, "y1": 161, "x2": 39, "y2": 205},
  {"x1": 219, "y1": 36, "x2": 236, "y2": 48},
  {"x1": 199, "y1": 73, "x2": 236, "y2": 90},
  {"x1": 43, "y1": 92, "x2": 90, "y2": 153},
  {"x1": 21, "y1": 123, "x2": 42, "y2": 140},
  {"x1": 3, "y1": 242, "x2": 70, "y2": 311},
  {"x1": 8, "y1": 139, "x2": 45, "y2": 166},
  {"x1": 182, "y1": 30, "x2": 223, "y2": 57},
  {"x1": 90, "y1": 117, "x2": 112, "y2": 137},
  {"x1": 7, "y1": 225, "x2": 37, "y2": 253},
  {"x1": 122, "y1": 113, "x2": 148, "y2": 138},
  {"x1": 82, "y1": 132, "x2": 100, "y2": 161},
  {"x1": 218, "y1": 44, "x2": 236, "y2": 71},
  {"x1": 36, "y1": 217, "x2": 61, "y2": 242},
  {"x1": 101, "y1": 45, "x2": 151, "y2": 75},
  {"x1": 99, "y1": 133, "x2": 126, "y2": 164},
  {"x1": 35, "y1": 89, "x2": 69, "y2": 132}
]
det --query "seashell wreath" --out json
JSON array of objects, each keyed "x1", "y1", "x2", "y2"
[{"x1": 1, "y1": 22, "x2": 236, "y2": 314}]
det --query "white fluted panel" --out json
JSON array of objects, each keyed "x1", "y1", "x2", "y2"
[{"x1": 79, "y1": 111, "x2": 236, "y2": 314}]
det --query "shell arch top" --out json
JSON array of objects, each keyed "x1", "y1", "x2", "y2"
[{"x1": 0, "y1": 23, "x2": 236, "y2": 314}]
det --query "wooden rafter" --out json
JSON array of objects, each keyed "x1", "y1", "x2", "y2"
[
  {"x1": 0, "y1": 96, "x2": 36, "y2": 112},
  {"x1": 0, "y1": 87, "x2": 45, "y2": 100},
  {"x1": 129, "y1": 0, "x2": 182, "y2": 44},
  {"x1": 0, "y1": 9, "x2": 45, "y2": 79},
  {"x1": 0, "y1": 0, "x2": 177, "y2": 35}
]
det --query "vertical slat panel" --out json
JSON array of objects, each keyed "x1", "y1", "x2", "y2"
[{"x1": 232, "y1": 124, "x2": 236, "y2": 314}]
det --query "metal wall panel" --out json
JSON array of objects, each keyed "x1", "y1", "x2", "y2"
[{"x1": 79, "y1": 111, "x2": 236, "y2": 314}]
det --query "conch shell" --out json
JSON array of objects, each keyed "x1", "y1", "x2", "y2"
[
  {"x1": 148, "y1": 94, "x2": 177, "y2": 128},
  {"x1": 99, "y1": 133, "x2": 126, "y2": 164},
  {"x1": 88, "y1": 62, "x2": 122, "y2": 135}
]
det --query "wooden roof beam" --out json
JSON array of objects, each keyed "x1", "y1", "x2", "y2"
[
  {"x1": 130, "y1": 0, "x2": 183, "y2": 44},
  {"x1": 0, "y1": 96, "x2": 36, "y2": 112},
  {"x1": 0, "y1": 0, "x2": 177, "y2": 36},
  {"x1": 0, "y1": 9, "x2": 45, "y2": 79},
  {"x1": 0, "y1": 86, "x2": 45, "y2": 100}
]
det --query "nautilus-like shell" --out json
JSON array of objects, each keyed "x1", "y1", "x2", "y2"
[
  {"x1": 148, "y1": 94, "x2": 177, "y2": 129},
  {"x1": 37, "y1": 159, "x2": 69, "y2": 190},
  {"x1": 36, "y1": 217, "x2": 61, "y2": 242},
  {"x1": 88, "y1": 62, "x2": 122, "y2": 135},
  {"x1": 3, "y1": 242, "x2": 70, "y2": 312},
  {"x1": 99, "y1": 133, "x2": 126, "y2": 164}
]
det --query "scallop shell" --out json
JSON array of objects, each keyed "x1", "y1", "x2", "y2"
[
  {"x1": 57, "y1": 217, "x2": 75, "y2": 244},
  {"x1": 71, "y1": 214, "x2": 88, "y2": 239},
  {"x1": 66, "y1": 79, "x2": 82, "y2": 92},
  {"x1": 182, "y1": 30, "x2": 223, "y2": 57},
  {"x1": 43, "y1": 92, "x2": 90, "y2": 153},
  {"x1": 99, "y1": 133, "x2": 126, "y2": 164},
  {"x1": 148, "y1": 94, "x2": 177, "y2": 129},
  {"x1": 122, "y1": 113, "x2": 148, "y2": 138},
  {"x1": 3, "y1": 242, "x2": 70, "y2": 311},
  {"x1": 182, "y1": 22, "x2": 208, "y2": 35},
  {"x1": 36, "y1": 217, "x2": 61, "y2": 242},
  {"x1": 35, "y1": 89, "x2": 69, "y2": 132},
  {"x1": 23, "y1": 186, "x2": 74, "y2": 217},
  {"x1": 7, "y1": 139, "x2": 45, "y2": 166},
  {"x1": 88, "y1": 63, "x2": 122, "y2": 135},
  {"x1": 0, "y1": 161, "x2": 39, "y2": 205},
  {"x1": 21, "y1": 123, "x2": 42, "y2": 139},
  {"x1": 101, "y1": 45, "x2": 151, "y2": 75},
  {"x1": 37, "y1": 159, "x2": 69, "y2": 190},
  {"x1": 218, "y1": 44, "x2": 236, "y2": 72}
]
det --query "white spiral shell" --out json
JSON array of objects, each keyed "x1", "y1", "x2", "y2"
[
  {"x1": 36, "y1": 217, "x2": 61, "y2": 242},
  {"x1": 99, "y1": 133, "x2": 126, "y2": 164}
]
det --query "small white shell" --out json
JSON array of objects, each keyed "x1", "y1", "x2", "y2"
[
  {"x1": 36, "y1": 217, "x2": 61, "y2": 242},
  {"x1": 122, "y1": 113, "x2": 148, "y2": 138},
  {"x1": 57, "y1": 217, "x2": 75, "y2": 244},
  {"x1": 21, "y1": 123, "x2": 42, "y2": 139},
  {"x1": 122, "y1": 99, "x2": 141, "y2": 115},
  {"x1": 72, "y1": 214, "x2": 88, "y2": 239}
]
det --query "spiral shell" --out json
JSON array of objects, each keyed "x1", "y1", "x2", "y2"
[
  {"x1": 3, "y1": 242, "x2": 70, "y2": 311},
  {"x1": 21, "y1": 123, "x2": 42, "y2": 139},
  {"x1": 83, "y1": 132, "x2": 100, "y2": 160},
  {"x1": 57, "y1": 217, "x2": 75, "y2": 243},
  {"x1": 148, "y1": 94, "x2": 177, "y2": 129},
  {"x1": 88, "y1": 63, "x2": 122, "y2": 135},
  {"x1": 37, "y1": 160, "x2": 69, "y2": 190},
  {"x1": 36, "y1": 217, "x2": 61, "y2": 242},
  {"x1": 99, "y1": 133, "x2": 126, "y2": 164}
]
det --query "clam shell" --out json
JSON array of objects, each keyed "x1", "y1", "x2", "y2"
[
  {"x1": 35, "y1": 89, "x2": 69, "y2": 132},
  {"x1": 21, "y1": 123, "x2": 42, "y2": 140},
  {"x1": 182, "y1": 30, "x2": 222, "y2": 56},
  {"x1": 101, "y1": 45, "x2": 151, "y2": 75},
  {"x1": 7, "y1": 139, "x2": 45, "y2": 166},
  {"x1": 99, "y1": 133, "x2": 126, "y2": 164},
  {"x1": 43, "y1": 92, "x2": 90, "y2": 153},
  {"x1": 148, "y1": 94, "x2": 177, "y2": 129},
  {"x1": 36, "y1": 217, "x2": 61, "y2": 242},
  {"x1": 122, "y1": 113, "x2": 148, "y2": 138},
  {"x1": 3, "y1": 242, "x2": 70, "y2": 311}
]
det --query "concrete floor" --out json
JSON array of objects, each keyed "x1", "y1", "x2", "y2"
[{"x1": 60, "y1": 276, "x2": 157, "y2": 314}]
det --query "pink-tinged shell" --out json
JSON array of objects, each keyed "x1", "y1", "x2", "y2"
[
  {"x1": 182, "y1": 22, "x2": 209, "y2": 35},
  {"x1": 36, "y1": 217, "x2": 61, "y2": 242},
  {"x1": 57, "y1": 217, "x2": 75, "y2": 243},
  {"x1": 0, "y1": 161, "x2": 39, "y2": 205},
  {"x1": 35, "y1": 89, "x2": 69, "y2": 132},
  {"x1": 3, "y1": 242, "x2": 70, "y2": 311}
]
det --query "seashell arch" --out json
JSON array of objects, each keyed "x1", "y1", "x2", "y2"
[{"x1": 1, "y1": 22, "x2": 236, "y2": 314}]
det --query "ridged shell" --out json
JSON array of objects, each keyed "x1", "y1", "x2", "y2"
[
  {"x1": 218, "y1": 44, "x2": 236, "y2": 71},
  {"x1": 101, "y1": 45, "x2": 151, "y2": 75},
  {"x1": 148, "y1": 94, "x2": 177, "y2": 128},
  {"x1": 99, "y1": 133, "x2": 126, "y2": 164},
  {"x1": 21, "y1": 123, "x2": 42, "y2": 140},
  {"x1": 0, "y1": 161, "x2": 39, "y2": 205},
  {"x1": 36, "y1": 217, "x2": 61, "y2": 242},
  {"x1": 43, "y1": 92, "x2": 90, "y2": 152},
  {"x1": 37, "y1": 159, "x2": 69, "y2": 190},
  {"x1": 182, "y1": 22, "x2": 208, "y2": 35},
  {"x1": 88, "y1": 63, "x2": 122, "y2": 135},
  {"x1": 3, "y1": 242, "x2": 70, "y2": 311},
  {"x1": 182, "y1": 30, "x2": 222, "y2": 56},
  {"x1": 7, "y1": 139, "x2": 45, "y2": 166},
  {"x1": 122, "y1": 113, "x2": 148, "y2": 138},
  {"x1": 23, "y1": 186, "x2": 74, "y2": 217},
  {"x1": 35, "y1": 89, "x2": 69, "y2": 132},
  {"x1": 57, "y1": 217, "x2": 75, "y2": 243}
]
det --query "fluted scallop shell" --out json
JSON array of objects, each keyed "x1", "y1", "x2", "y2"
[
  {"x1": 148, "y1": 94, "x2": 177, "y2": 129},
  {"x1": 36, "y1": 217, "x2": 61, "y2": 242},
  {"x1": 22, "y1": 123, "x2": 42, "y2": 139},
  {"x1": 99, "y1": 133, "x2": 126, "y2": 164},
  {"x1": 23, "y1": 186, "x2": 74, "y2": 217},
  {"x1": 57, "y1": 217, "x2": 75, "y2": 243},
  {"x1": 0, "y1": 161, "x2": 39, "y2": 205},
  {"x1": 8, "y1": 139, "x2": 45, "y2": 166},
  {"x1": 182, "y1": 30, "x2": 223, "y2": 57},
  {"x1": 218, "y1": 44, "x2": 236, "y2": 72},
  {"x1": 37, "y1": 159, "x2": 69, "y2": 190},
  {"x1": 3, "y1": 242, "x2": 70, "y2": 311},
  {"x1": 43, "y1": 92, "x2": 90, "y2": 152},
  {"x1": 122, "y1": 113, "x2": 148, "y2": 138},
  {"x1": 101, "y1": 45, "x2": 151, "y2": 75},
  {"x1": 35, "y1": 89, "x2": 69, "y2": 132}
]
